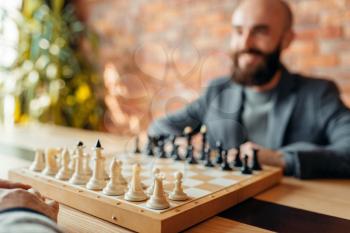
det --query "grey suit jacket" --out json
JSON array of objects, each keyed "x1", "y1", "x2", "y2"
[{"x1": 148, "y1": 67, "x2": 350, "y2": 179}]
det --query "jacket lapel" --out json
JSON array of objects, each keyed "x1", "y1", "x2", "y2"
[{"x1": 266, "y1": 69, "x2": 297, "y2": 149}]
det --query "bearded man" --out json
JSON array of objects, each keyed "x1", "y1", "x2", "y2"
[{"x1": 148, "y1": 0, "x2": 350, "y2": 179}]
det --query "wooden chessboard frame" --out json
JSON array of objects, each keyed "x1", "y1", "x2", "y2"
[{"x1": 9, "y1": 166, "x2": 282, "y2": 233}]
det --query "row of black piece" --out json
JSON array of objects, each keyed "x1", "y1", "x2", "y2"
[{"x1": 135, "y1": 133, "x2": 262, "y2": 175}]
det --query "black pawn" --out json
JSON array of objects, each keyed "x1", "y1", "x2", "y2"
[
  {"x1": 215, "y1": 141, "x2": 223, "y2": 164},
  {"x1": 157, "y1": 140, "x2": 167, "y2": 159},
  {"x1": 204, "y1": 148, "x2": 214, "y2": 167},
  {"x1": 133, "y1": 136, "x2": 140, "y2": 153},
  {"x1": 77, "y1": 141, "x2": 84, "y2": 147},
  {"x1": 241, "y1": 155, "x2": 252, "y2": 175},
  {"x1": 169, "y1": 135, "x2": 177, "y2": 157},
  {"x1": 233, "y1": 147, "x2": 243, "y2": 167},
  {"x1": 172, "y1": 144, "x2": 182, "y2": 161},
  {"x1": 252, "y1": 149, "x2": 262, "y2": 171},
  {"x1": 187, "y1": 145, "x2": 197, "y2": 164},
  {"x1": 143, "y1": 136, "x2": 154, "y2": 156},
  {"x1": 221, "y1": 150, "x2": 232, "y2": 171}
]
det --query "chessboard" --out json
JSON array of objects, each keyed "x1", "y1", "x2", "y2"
[{"x1": 8, "y1": 135, "x2": 282, "y2": 233}]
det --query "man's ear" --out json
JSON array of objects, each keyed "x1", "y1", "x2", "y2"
[{"x1": 281, "y1": 29, "x2": 295, "y2": 50}]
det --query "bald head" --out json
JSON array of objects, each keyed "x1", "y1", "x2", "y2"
[{"x1": 234, "y1": 0, "x2": 293, "y2": 32}]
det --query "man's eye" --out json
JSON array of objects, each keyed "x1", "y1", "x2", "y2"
[
  {"x1": 254, "y1": 28, "x2": 269, "y2": 35},
  {"x1": 233, "y1": 27, "x2": 243, "y2": 35}
]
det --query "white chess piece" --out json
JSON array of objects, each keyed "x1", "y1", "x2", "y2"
[
  {"x1": 103, "y1": 159, "x2": 126, "y2": 195},
  {"x1": 86, "y1": 140, "x2": 106, "y2": 190},
  {"x1": 56, "y1": 149, "x2": 72, "y2": 180},
  {"x1": 30, "y1": 149, "x2": 45, "y2": 172},
  {"x1": 68, "y1": 150, "x2": 76, "y2": 170},
  {"x1": 69, "y1": 141, "x2": 88, "y2": 185},
  {"x1": 55, "y1": 148, "x2": 63, "y2": 169},
  {"x1": 124, "y1": 163, "x2": 148, "y2": 201},
  {"x1": 84, "y1": 153, "x2": 92, "y2": 177},
  {"x1": 146, "y1": 174, "x2": 170, "y2": 210},
  {"x1": 116, "y1": 160, "x2": 127, "y2": 185},
  {"x1": 146, "y1": 167, "x2": 160, "y2": 195},
  {"x1": 42, "y1": 148, "x2": 59, "y2": 176},
  {"x1": 169, "y1": 171, "x2": 189, "y2": 201}
]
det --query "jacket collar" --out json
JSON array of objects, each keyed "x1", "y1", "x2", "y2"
[{"x1": 266, "y1": 67, "x2": 297, "y2": 149}]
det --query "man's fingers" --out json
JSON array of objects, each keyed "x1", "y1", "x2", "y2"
[
  {"x1": 45, "y1": 200, "x2": 59, "y2": 222},
  {"x1": 0, "y1": 179, "x2": 31, "y2": 190},
  {"x1": 47, "y1": 200, "x2": 59, "y2": 210},
  {"x1": 28, "y1": 188, "x2": 44, "y2": 201}
]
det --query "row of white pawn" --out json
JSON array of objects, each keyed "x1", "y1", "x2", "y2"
[{"x1": 29, "y1": 141, "x2": 189, "y2": 210}]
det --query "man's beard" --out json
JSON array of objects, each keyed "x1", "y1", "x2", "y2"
[{"x1": 231, "y1": 45, "x2": 282, "y2": 86}]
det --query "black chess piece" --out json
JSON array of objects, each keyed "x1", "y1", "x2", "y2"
[
  {"x1": 241, "y1": 155, "x2": 252, "y2": 175},
  {"x1": 172, "y1": 144, "x2": 182, "y2": 161},
  {"x1": 184, "y1": 127, "x2": 193, "y2": 146},
  {"x1": 204, "y1": 148, "x2": 214, "y2": 167},
  {"x1": 215, "y1": 141, "x2": 223, "y2": 164},
  {"x1": 133, "y1": 136, "x2": 140, "y2": 153},
  {"x1": 185, "y1": 142, "x2": 193, "y2": 159},
  {"x1": 221, "y1": 150, "x2": 232, "y2": 171},
  {"x1": 252, "y1": 148, "x2": 262, "y2": 171},
  {"x1": 200, "y1": 125, "x2": 207, "y2": 160},
  {"x1": 186, "y1": 145, "x2": 197, "y2": 164},
  {"x1": 143, "y1": 136, "x2": 154, "y2": 156},
  {"x1": 233, "y1": 147, "x2": 243, "y2": 167},
  {"x1": 169, "y1": 135, "x2": 177, "y2": 157},
  {"x1": 157, "y1": 139, "x2": 167, "y2": 159},
  {"x1": 95, "y1": 140, "x2": 101, "y2": 148}
]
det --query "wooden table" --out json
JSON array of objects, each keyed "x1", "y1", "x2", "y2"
[{"x1": 1, "y1": 123, "x2": 349, "y2": 233}]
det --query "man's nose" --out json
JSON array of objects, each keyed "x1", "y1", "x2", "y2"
[{"x1": 240, "y1": 31, "x2": 255, "y2": 51}]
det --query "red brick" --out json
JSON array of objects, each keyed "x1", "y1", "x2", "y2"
[
  {"x1": 296, "y1": 55, "x2": 339, "y2": 69},
  {"x1": 286, "y1": 40, "x2": 317, "y2": 55}
]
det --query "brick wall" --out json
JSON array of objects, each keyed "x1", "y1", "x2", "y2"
[{"x1": 76, "y1": 0, "x2": 350, "y2": 134}]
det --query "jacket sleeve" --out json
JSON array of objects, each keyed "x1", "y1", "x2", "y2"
[
  {"x1": 0, "y1": 208, "x2": 62, "y2": 233},
  {"x1": 280, "y1": 82, "x2": 350, "y2": 179}
]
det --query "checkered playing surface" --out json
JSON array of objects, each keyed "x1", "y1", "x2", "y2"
[{"x1": 25, "y1": 152, "x2": 266, "y2": 213}]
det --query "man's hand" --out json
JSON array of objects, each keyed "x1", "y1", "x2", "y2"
[
  {"x1": 240, "y1": 141, "x2": 286, "y2": 169},
  {"x1": 0, "y1": 179, "x2": 31, "y2": 190},
  {"x1": 0, "y1": 180, "x2": 59, "y2": 222}
]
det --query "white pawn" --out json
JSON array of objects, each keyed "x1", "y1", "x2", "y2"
[
  {"x1": 68, "y1": 150, "x2": 76, "y2": 170},
  {"x1": 84, "y1": 153, "x2": 92, "y2": 178},
  {"x1": 42, "y1": 148, "x2": 59, "y2": 176},
  {"x1": 56, "y1": 149, "x2": 72, "y2": 180},
  {"x1": 146, "y1": 174, "x2": 170, "y2": 210},
  {"x1": 86, "y1": 140, "x2": 106, "y2": 190},
  {"x1": 55, "y1": 148, "x2": 63, "y2": 169},
  {"x1": 124, "y1": 163, "x2": 148, "y2": 201},
  {"x1": 69, "y1": 141, "x2": 88, "y2": 185},
  {"x1": 169, "y1": 171, "x2": 189, "y2": 201},
  {"x1": 103, "y1": 159, "x2": 126, "y2": 195},
  {"x1": 146, "y1": 167, "x2": 160, "y2": 195},
  {"x1": 30, "y1": 149, "x2": 45, "y2": 172},
  {"x1": 115, "y1": 159, "x2": 127, "y2": 185}
]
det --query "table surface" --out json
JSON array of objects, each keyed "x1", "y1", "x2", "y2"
[{"x1": 0, "y1": 123, "x2": 349, "y2": 233}]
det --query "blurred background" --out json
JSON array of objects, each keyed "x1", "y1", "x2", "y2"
[{"x1": 0, "y1": 0, "x2": 349, "y2": 135}]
